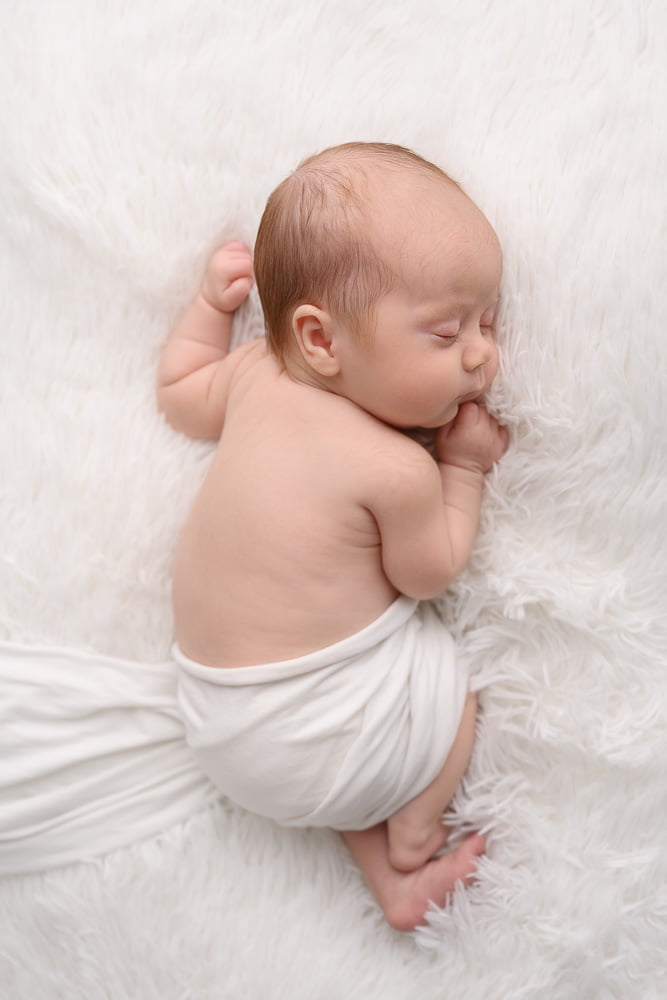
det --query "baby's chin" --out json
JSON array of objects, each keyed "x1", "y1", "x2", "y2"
[
  {"x1": 422, "y1": 402, "x2": 461, "y2": 430},
  {"x1": 391, "y1": 397, "x2": 470, "y2": 434},
  {"x1": 422, "y1": 389, "x2": 491, "y2": 430}
]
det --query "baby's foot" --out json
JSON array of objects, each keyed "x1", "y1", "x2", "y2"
[
  {"x1": 383, "y1": 833, "x2": 485, "y2": 932},
  {"x1": 201, "y1": 241, "x2": 254, "y2": 314},
  {"x1": 387, "y1": 820, "x2": 450, "y2": 872}
]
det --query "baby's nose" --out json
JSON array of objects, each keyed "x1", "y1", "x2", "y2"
[{"x1": 462, "y1": 332, "x2": 494, "y2": 371}]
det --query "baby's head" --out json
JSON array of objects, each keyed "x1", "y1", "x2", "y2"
[
  {"x1": 254, "y1": 143, "x2": 455, "y2": 365},
  {"x1": 254, "y1": 142, "x2": 502, "y2": 427}
]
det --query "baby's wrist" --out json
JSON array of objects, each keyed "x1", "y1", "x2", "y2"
[
  {"x1": 197, "y1": 288, "x2": 234, "y2": 318},
  {"x1": 439, "y1": 460, "x2": 485, "y2": 489}
]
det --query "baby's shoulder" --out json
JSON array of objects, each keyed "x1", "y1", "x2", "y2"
[
  {"x1": 375, "y1": 427, "x2": 436, "y2": 474},
  {"x1": 224, "y1": 337, "x2": 272, "y2": 392},
  {"x1": 228, "y1": 336, "x2": 268, "y2": 370},
  {"x1": 349, "y1": 418, "x2": 438, "y2": 495}
]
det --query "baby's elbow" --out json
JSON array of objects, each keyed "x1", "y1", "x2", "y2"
[
  {"x1": 157, "y1": 383, "x2": 186, "y2": 433},
  {"x1": 156, "y1": 384, "x2": 215, "y2": 440},
  {"x1": 399, "y1": 573, "x2": 455, "y2": 601},
  {"x1": 385, "y1": 558, "x2": 456, "y2": 601}
]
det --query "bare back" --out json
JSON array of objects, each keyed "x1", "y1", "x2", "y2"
[{"x1": 172, "y1": 341, "x2": 401, "y2": 667}]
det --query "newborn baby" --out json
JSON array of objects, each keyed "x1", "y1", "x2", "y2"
[{"x1": 157, "y1": 142, "x2": 508, "y2": 931}]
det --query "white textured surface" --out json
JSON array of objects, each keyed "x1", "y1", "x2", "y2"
[{"x1": 1, "y1": 1, "x2": 666, "y2": 996}]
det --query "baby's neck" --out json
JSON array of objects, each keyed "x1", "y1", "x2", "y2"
[{"x1": 280, "y1": 351, "x2": 341, "y2": 397}]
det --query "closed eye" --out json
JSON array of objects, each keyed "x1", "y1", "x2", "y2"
[
  {"x1": 431, "y1": 332, "x2": 459, "y2": 346},
  {"x1": 480, "y1": 302, "x2": 499, "y2": 330},
  {"x1": 429, "y1": 324, "x2": 460, "y2": 342}
]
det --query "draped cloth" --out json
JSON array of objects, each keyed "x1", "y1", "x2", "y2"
[{"x1": 0, "y1": 641, "x2": 218, "y2": 876}]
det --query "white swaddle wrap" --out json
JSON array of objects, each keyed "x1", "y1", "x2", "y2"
[
  {"x1": 0, "y1": 641, "x2": 219, "y2": 876},
  {"x1": 174, "y1": 597, "x2": 468, "y2": 831}
]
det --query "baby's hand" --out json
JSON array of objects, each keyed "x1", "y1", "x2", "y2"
[
  {"x1": 435, "y1": 402, "x2": 509, "y2": 474},
  {"x1": 200, "y1": 241, "x2": 254, "y2": 314}
]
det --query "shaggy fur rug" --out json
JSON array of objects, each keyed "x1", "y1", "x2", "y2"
[{"x1": 1, "y1": 1, "x2": 666, "y2": 997}]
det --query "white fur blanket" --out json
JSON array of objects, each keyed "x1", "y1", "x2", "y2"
[{"x1": 2, "y1": 1, "x2": 666, "y2": 997}]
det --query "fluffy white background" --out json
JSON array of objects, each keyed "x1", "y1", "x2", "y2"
[{"x1": 2, "y1": 0, "x2": 666, "y2": 997}]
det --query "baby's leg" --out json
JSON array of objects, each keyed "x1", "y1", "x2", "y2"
[
  {"x1": 387, "y1": 691, "x2": 478, "y2": 872},
  {"x1": 341, "y1": 824, "x2": 484, "y2": 932},
  {"x1": 341, "y1": 692, "x2": 482, "y2": 931}
]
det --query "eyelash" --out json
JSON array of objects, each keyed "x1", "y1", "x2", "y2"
[
  {"x1": 433, "y1": 320, "x2": 495, "y2": 343},
  {"x1": 435, "y1": 332, "x2": 459, "y2": 344}
]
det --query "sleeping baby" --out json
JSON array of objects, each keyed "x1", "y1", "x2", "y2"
[{"x1": 157, "y1": 142, "x2": 508, "y2": 932}]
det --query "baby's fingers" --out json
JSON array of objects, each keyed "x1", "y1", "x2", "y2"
[
  {"x1": 209, "y1": 242, "x2": 254, "y2": 279},
  {"x1": 490, "y1": 424, "x2": 510, "y2": 464},
  {"x1": 220, "y1": 240, "x2": 251, "y2": 254},
  {"x1": 224, "y1": 249, "x2": 254, "y2": 276},
  {"x1": 219, "y1": 275, "x2": 253, "y2": 311}
]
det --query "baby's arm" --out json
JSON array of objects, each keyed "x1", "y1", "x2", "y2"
[
  {"x1": 371, "y1": 403, "x2": 507, "y2": 599},
  {"x1": 434, "y1": 401, "x2": 509, "y2": 579},
  {"x1": 157, "y1": 242, "x2": 254, "y2": 439}
]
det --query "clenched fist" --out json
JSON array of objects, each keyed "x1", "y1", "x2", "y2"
[
  {"x1": 435, "y1": 401, "x2": 509, "y2": 474},
  {"x1": 200, "y1": 241, "x2": 254, "y2": 314}
]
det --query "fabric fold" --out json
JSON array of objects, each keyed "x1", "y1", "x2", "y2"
[{"x1": 0, "y1": 640, "x2": 218, "y2": 876}]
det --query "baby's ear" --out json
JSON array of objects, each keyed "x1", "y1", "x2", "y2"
[{"x1": 291, "y1": 305, "x2": 341, "y2": 377}]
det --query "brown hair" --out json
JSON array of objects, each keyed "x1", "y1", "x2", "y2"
[{"x1": 253, "y1": 142, "x2": 458, "y2": 364}]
